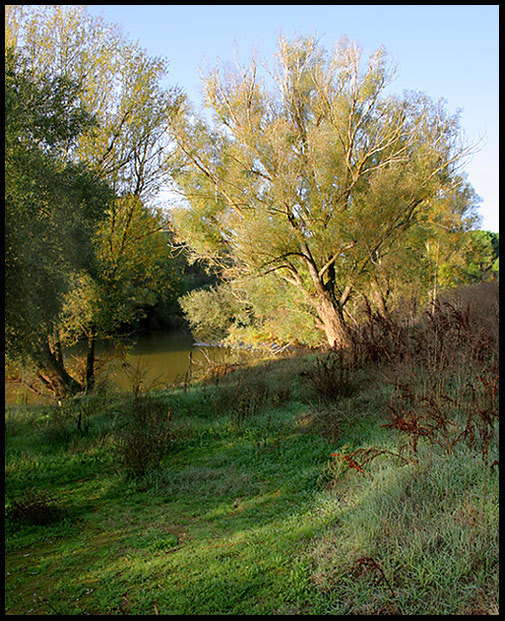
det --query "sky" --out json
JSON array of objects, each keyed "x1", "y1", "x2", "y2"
[{"x1": 84, "y1": 4, "x2": 499, "y2": 232}]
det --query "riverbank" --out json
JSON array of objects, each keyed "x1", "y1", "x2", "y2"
[
  {"x1": 5, "y1": 330, "x2": 263, "y2": 406},
  {"x1": 5, "y1": 313, "x2": 499, "y2": 615}
]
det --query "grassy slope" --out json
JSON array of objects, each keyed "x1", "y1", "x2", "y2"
[{"x1": 5, "y1": 286, "x2": 499, "y2": 615}]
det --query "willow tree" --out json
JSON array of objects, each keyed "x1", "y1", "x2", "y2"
[
  {"x1": 5, "y1": 46, "x2": 110, "y2": 397},
  {"x1": 172, "y1": 36, "x2": 478, "y2": 348},
  {"x1": 6, "y1": 5, "x2": 183, "y2": 397}
]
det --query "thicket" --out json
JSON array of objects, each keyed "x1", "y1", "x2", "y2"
[{"x1": 309, "y1": 282, "x2": 499, "y2": 472}]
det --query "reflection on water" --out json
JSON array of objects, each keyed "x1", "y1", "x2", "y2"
[{"x1": 6, "y1": 331, "x2": 256, "y2": 405}]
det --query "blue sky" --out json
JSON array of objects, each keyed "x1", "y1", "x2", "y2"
[{"x1": 85, "y1": 4, "x2": 499, "y2": 232}]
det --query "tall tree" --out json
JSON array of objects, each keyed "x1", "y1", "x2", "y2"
[
  {"x1": 8, "y1": 4, "x2": 184, "y2": 199},
  {"x1": 5, "y1": 47, "x2": 111, "y2": 396},
  {"x1": 59, "y1": 195, "x2": 173, "y2": 391},
  {"x1": 6, "y1": 5, "x2": 183, "y2": 397},
  {"x1": 171, "y1": 36, "x2": 479, "y2": 347}
]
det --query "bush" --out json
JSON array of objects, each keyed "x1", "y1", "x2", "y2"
[
  {"x1": 381, "y1": 282, "x2": 499, "y2": 464},
  {"x1": 304, "y1": 349, "x2": 360, "y2": 402},
  {"x1": 113, "y1": 394, "x2": 172, "y2": 477},
  {"x1": 223, "y1": 366, "x2": 271, "y2": 427}
]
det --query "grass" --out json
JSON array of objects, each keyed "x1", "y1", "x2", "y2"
[{"x1": 4, "y1": 282, "x2": 499, "y2": 615}]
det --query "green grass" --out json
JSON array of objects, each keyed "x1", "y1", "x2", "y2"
[{"x1": 5, "y1": 349, "x2": 499, "y2": 615}]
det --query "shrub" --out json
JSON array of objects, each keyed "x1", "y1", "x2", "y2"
[
  {"x1": 304, "y1": 349, "x2": 360, "y2": 402},
  {"x1": 226, "y1": 367, "x2": 270, "y2": 427},
  {"x1": 349, "y1": 298, "x2": 414, "y2": 366},
  {"x1": 36, "y1": 405, "x2": 76, "y2": 447},
  {"x1": 382, "y1": 282, "x2": 499, "y2": 463},
  {"x1": 384, "y1": 364, "x2": 499, "y2": 464},
  {"x1": 113, "y1": 394, "x2": 172, "y2": 477},
  {"x1": 198, "y1": 364, "x2": 273, "y2": 427}
]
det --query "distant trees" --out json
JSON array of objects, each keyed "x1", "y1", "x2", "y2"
[
  {"x1": 458, "y1": 230, "x2": 499, "y2": 283},
  {"x1": 171, "y1": 35, "x2": 482, "y2": 347}
]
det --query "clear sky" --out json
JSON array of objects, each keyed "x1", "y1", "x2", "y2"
[{"x1": 85, "y1": 4, "x2": 499, "y2": 232}]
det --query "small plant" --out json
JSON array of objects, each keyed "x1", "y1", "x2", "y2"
[
  {"x1": 304, "y1": 349, "x2": 359, "y2": 402},
  {"x1": 121, "y1": 355, "x2": 164, "y2": 398},
  {"x1": 222, "y1": 367, "x2": 271, "y2": 428},
  {"x1": 324, "y1": 445, "x2": 410, "y2": 485},
  {"x1": 351, "y1": 556, "x2": 402, "y2": 614},
  {"x1": 114, "y1": 394, "x2": 172, "y2": 477},
  {"x1": 36, "y1": 405, "x2": 76, "y2": 446}
]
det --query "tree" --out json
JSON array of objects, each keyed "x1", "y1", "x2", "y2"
[
  {"x1": 59, "y1": 194, "x2": 173, "y2": 390},
  {"x1": 8, "y1": 4, "x2": 184, "y2": 199},
  {"x1": 361, "y1": 172, "x2": 481, "y2": 318},
  {"x1": 456, "y1": 230, "x2": 499, "y2": 283},
  {"x1": 171, "y1": 36, "x2": 479, "y2": 348},
  {"x1": 6, "y1": 5, "x2": 184, "y2": 397},
  {"x1": 5, "y1": 47, "x2": 111, "y2": 397}
]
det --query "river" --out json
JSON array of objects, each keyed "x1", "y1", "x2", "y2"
[{"x1": 6, "y1": 330, "x2": 258, "y2": 405}]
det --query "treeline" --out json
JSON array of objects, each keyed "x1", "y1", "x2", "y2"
[{"x1": 5, "y1": 6, "x2": 498, "y2": 400}]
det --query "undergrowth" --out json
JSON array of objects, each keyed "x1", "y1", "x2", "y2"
[{"x1": 5, "y1": 282, "x2": 499, "y2": 615}]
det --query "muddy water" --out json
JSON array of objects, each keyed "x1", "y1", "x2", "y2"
[{"x1": 6, "y1": 331, "x2": 255, "y2": 405}]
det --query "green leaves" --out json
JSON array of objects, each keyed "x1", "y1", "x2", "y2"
[
  {"x1": 173, "y1": 35, "x2": 479, "y2": 346},
  {"x1": 6, "y1": 6, "x2": 182, "y2": 391},
  {"x1": 5, "y1": 47, "x2": 107, "y2": 359}
]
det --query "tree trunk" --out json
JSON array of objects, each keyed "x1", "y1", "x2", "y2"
[
  {"x1": 37, "y1": 340, "x2": 83, "y2": 399},
  {"x1": 373, "y1": 278, "x2": 389, "y2": 319},
  {"x1": 304, "y1": 254, "x2": 351, "y2": 348},
  {"x1": 314, "y1": 292, "x2": 351, "y2": 349},
  {"x1": 85, "y1": 334, "x2": 96, "y2": 392}
]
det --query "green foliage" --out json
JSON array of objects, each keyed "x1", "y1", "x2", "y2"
[
  {"x1": 6, "y1": 488, "x2": 65, "y2": 527},
  {"x1": 459, "y1": 230, "x2": 499, "y2": 282},
  {"x1": 5, "y1": 46, "x2": 110, "y2": 361},
  {"x1": 5, "y1": 6, "x2": 186, "y2": 395},
  {"x1": 179, "y1": 283, "x2": 247, "y2": 343},
  {"x1": 172, "y1": 35, "x2": 481, "y2": 348},
  {"x1": 60, "y1": 195, "x2": 173, "y2": 341},
  {"x1": 113, "y1": 393, "x2": 172, "y2": 477},
  {"x1": 5, "y1": 281, "x2": 499, "y2": 614},
  {"x1": 8, "y1": 5, "x2": 184, "y2": 200}
]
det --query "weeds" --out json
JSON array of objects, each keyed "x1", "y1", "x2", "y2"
[
  {"x1": 304, "y1": 348, "x2": 360, "y2": 402},
  {"x1": 113, "y1": 394, "x2": 172, "y2": 477},
  {"x1": 384, "y1": 369, "x2": 499, "y2": 464},
  {"x1": 352, "y1": 556, "x2": 399, "y2": 607},
  {"x1": 321, "y1": 444, "x2": 410, "y2": 488},
  {"x1": 349, "y1": 296, "x2": 414, "y2": 366},
  {"x1": 381, "y1": 289, "x2": 499, "y2": 465},
  {"x1": 215, "y1": 366, "x2": 271, "y2": 427}
]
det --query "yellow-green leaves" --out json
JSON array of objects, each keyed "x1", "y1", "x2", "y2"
[
  {"x1": 173, "y1": 34, "x2": 479, "y2": 347},
  {"x1": 9, "y1": 5, "x2": 183, "y2": 202}
]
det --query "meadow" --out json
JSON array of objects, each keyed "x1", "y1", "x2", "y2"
[{"x1": 5, "y1": 282, "x2": 499, "y2": 615}]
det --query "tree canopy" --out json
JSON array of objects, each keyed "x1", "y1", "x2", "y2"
[
  {"x1": 5, "y1": 5, "x2": 183, "y2": 398},
  {"x1": 5, "y1": 11, "x2": 495, "y2": 398},
  {"x1": 171, "y1": 35, "x2": 481, "y2": 347}
]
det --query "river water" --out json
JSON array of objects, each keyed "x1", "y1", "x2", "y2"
[{"x1": 6, "y1": 331, "x2": 257, "y2": 405}]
